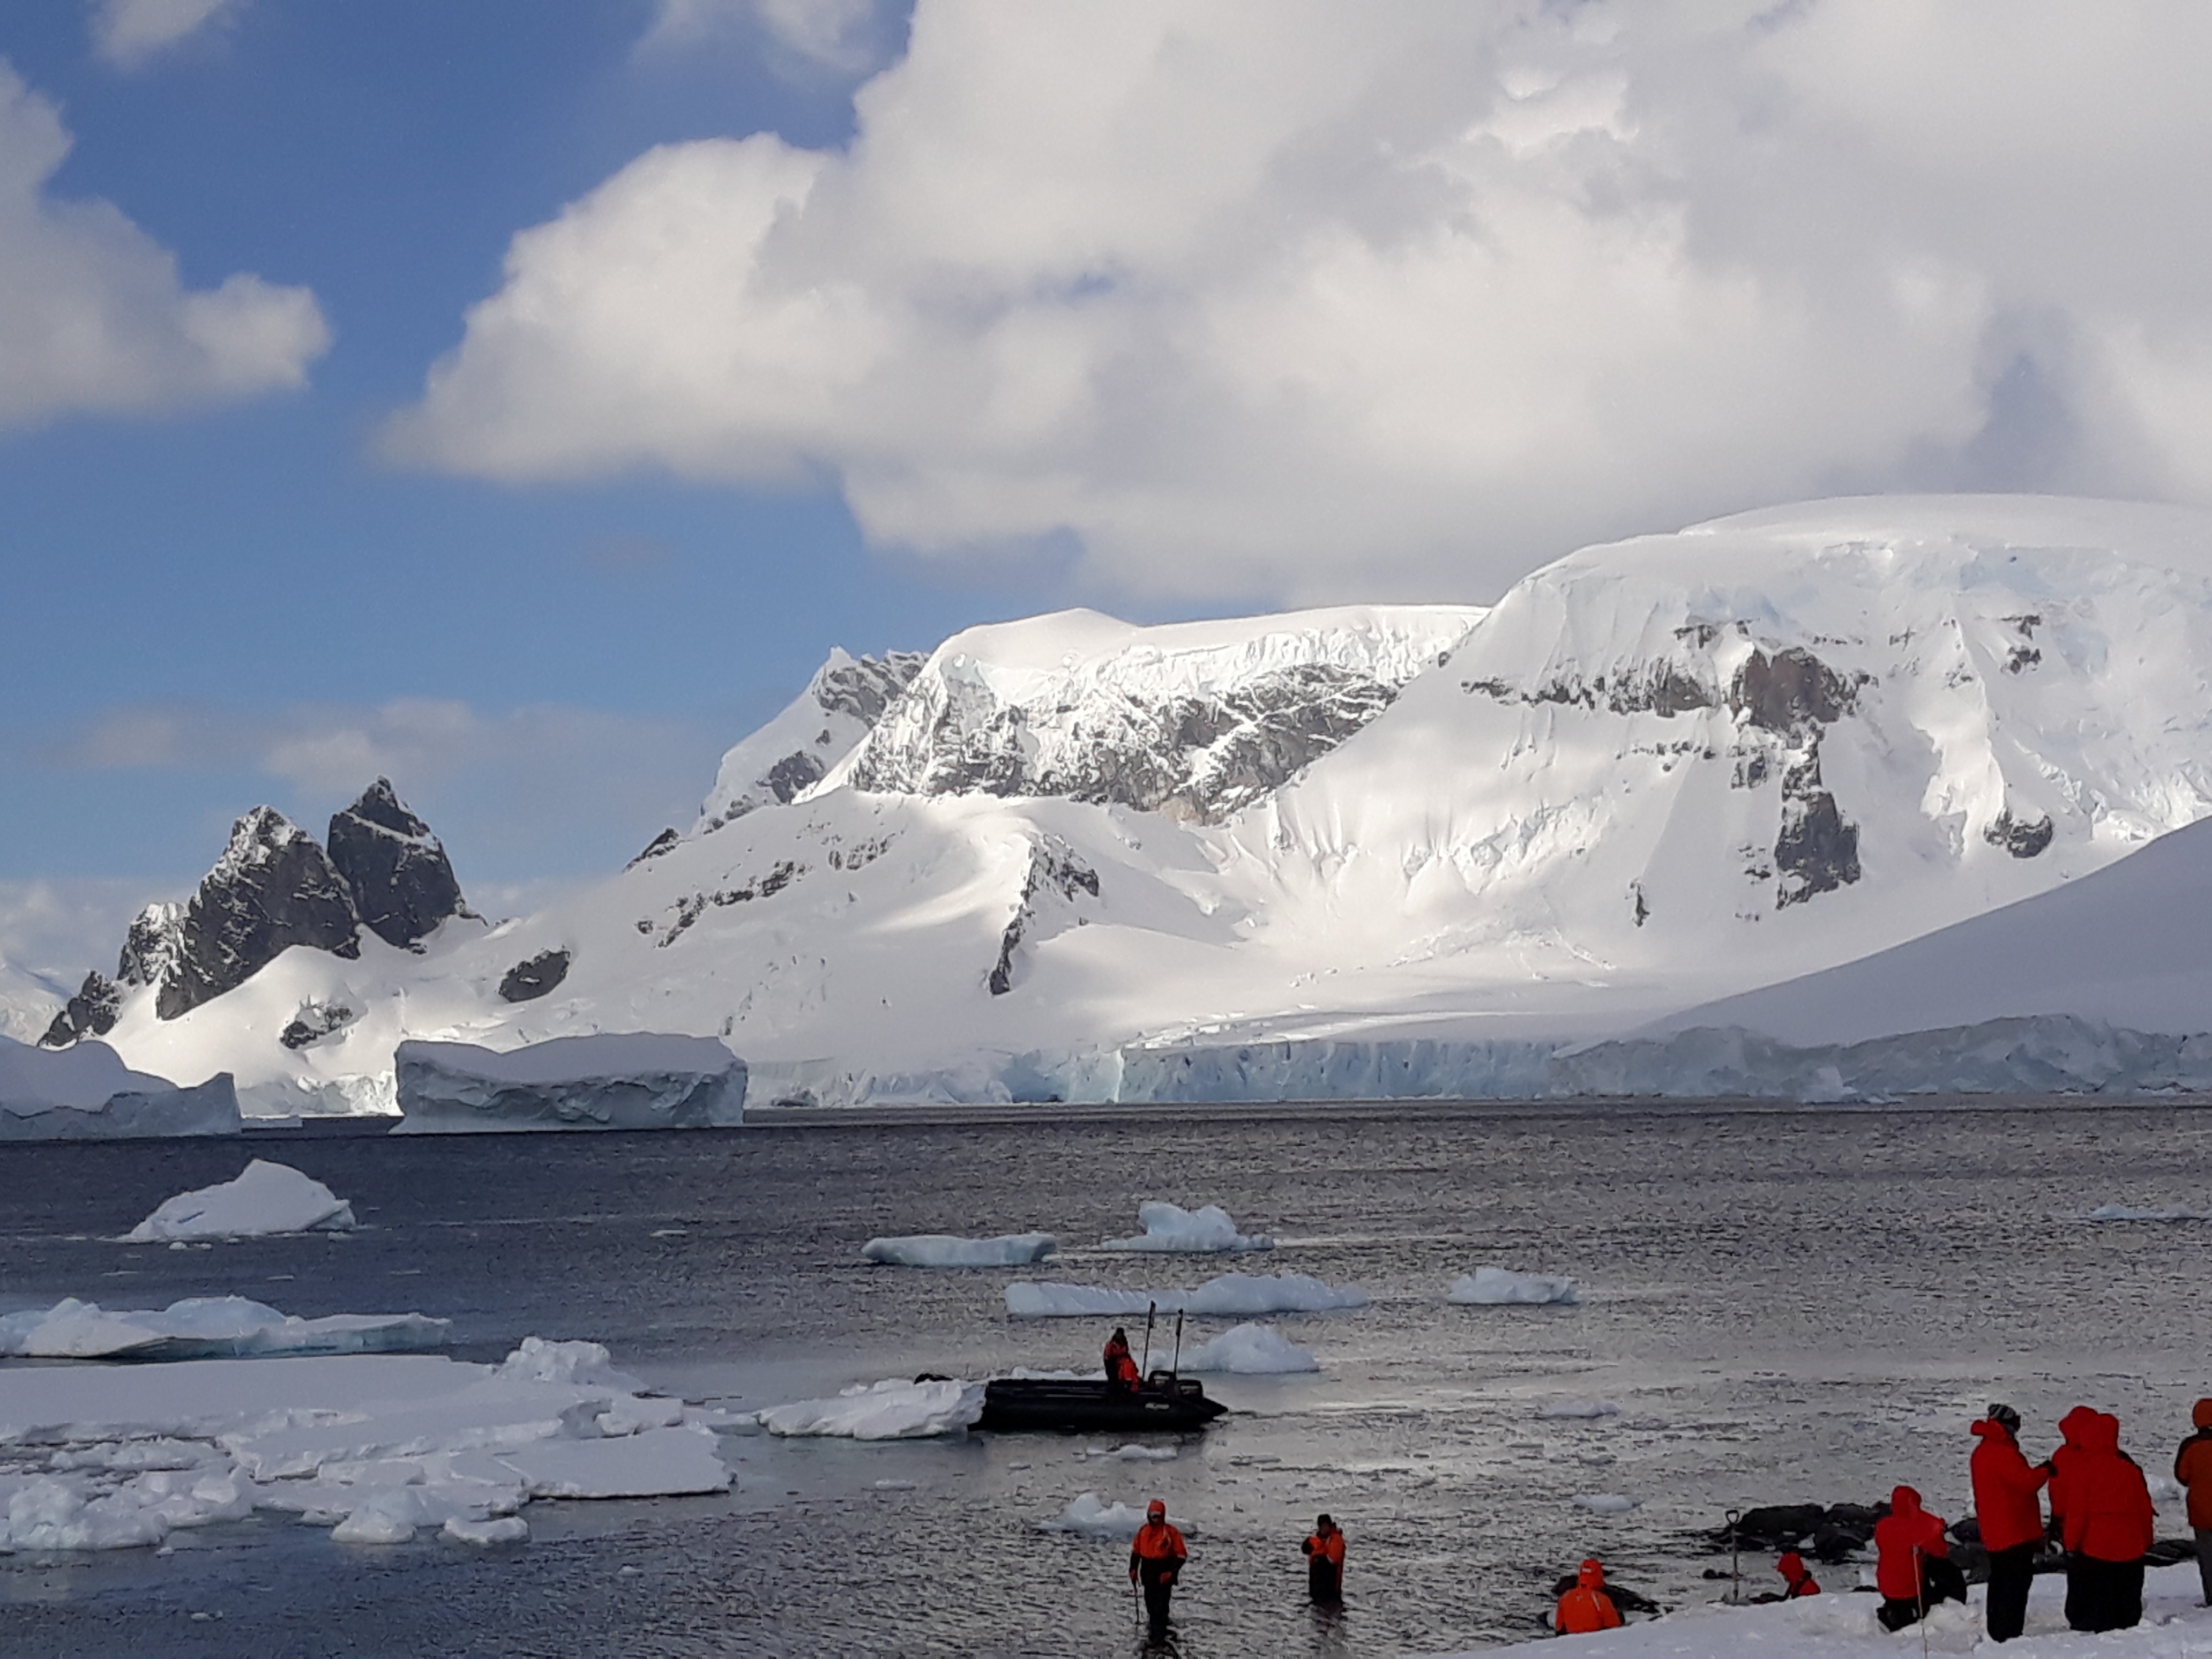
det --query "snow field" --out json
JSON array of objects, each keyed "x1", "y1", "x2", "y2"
[
  {"x1": 1100, "y1": 1201, "x2": 1274, "y2": 1253},
  {"x1": 123, "y1": 1159, "x2": 354, "y2": 1241},
  {"x1": 860, "y1": 1232, "x2": 1057, "y2": 1266},
  {"x1": 1451, "y1": 1267, "x2": 1581, "y2": 1305},
  {"x1": 1005, "y1": 1272, "x2": 1367, "y2": 1318},
  {"x1": 0, "y1": 1296, "x2": 447, "y2": 1361},
  {"x1": 0, "y1": 1339, "x2": 728, "y2": 1552}
]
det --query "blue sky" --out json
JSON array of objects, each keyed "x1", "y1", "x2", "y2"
[{"x1": 4, "y1": 1, "x2": 2210, "y2": 981}]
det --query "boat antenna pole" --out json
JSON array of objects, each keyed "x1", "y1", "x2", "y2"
[
  {"x1": 1140, "y1": 1302, "x2": 1156, "y2": 1377},
  {"x1": 1170, "y1": 1310, "x2": 1184, "y2": 1381}
]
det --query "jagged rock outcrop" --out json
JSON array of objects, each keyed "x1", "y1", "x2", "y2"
[
  {"x1": 116, "y1": 902, "x2": 183, "y2": 989},
  {"x1": 988, "y1": 840, "x2": 1100, "y2": 995},
  {"x1": 39, "y1": 972, "x2": 121, "y2": 1049},
  {"x1": 326, "y1": 779, "x2": 467, "y2": 950},
  {"x1": 158, "y1": 809, "x2": 362, "y2": 1020},
  {"x1": 498, "y1": 948, "x2": 571, "y2": 1003},
  {"x1": 694, "y1": 649, "x2": 931, "y2": 833}
]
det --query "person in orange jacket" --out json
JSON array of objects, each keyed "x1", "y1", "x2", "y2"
[
  {"x1": 2174, "y1": 1398, "x2": 2212, "y2": 1607},
  {"x1": 1971, "y1": 1403, "x2": 2050, "y2": 1642},
  {"x1": 2063, "y1": 1410, "x2": 2154, "y2": 1633},
  {"x1": 1130, "y1": 1498, "x2": 1187, "y2": 1639},
  {"x1": 1776, "y1": 1550, "x2": 1820, "y2": 1599},
  {"x1": 1103, "y1": 1327, "x2": 1142, "y2": 1391},
  {"x1": 1302, "y1": 1513, "x2": 1346, "y2": 1603},
  {"x1": 1554, "y1": 1558, "x2": 1624, "y2": 1635},
  {"x1": 1874, "y1": 1485, "x2": 1957, "y2": 1632}
]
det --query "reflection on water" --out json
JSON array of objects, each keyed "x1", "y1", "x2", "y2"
[{"x1": 3, "y1": 1102, "x2": 2212, "y2": 1656}]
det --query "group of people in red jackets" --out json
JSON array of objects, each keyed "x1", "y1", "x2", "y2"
[
  {"x1": 1125, "y1": 1502, "x2": 1344, "y2": 1642},
  {"x1": 1871, "y1": 1399, "x2": 2212, "y2": 1642}
]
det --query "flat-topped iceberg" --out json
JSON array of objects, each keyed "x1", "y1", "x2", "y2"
[
  {"x1": 1177, "y1": 1321, "x2": 1319, "y2": 1374},
  {"x1": 1101, "y1": 1201, "x2": 1274, "y2": 1253},
  {"x1": 1450, "y1": 1267, "x2": 1580, "y2": 1306},
  {"x1": 393, "y1": 1032, "x2": 746, "y2": 1132},
  {"x1": 755, "y1": 1378, "x2": 984, "y2": 1439},
  {"x1": 0, "y1": 1036, "x2": 238, "y2": 1140},
  {"x1": 1005, "y1": 1272, "x2": 1366, "y2": 1318},
  {"x1": 0, "y1": 1337, "x2": 727, "y2": 1552},
  {"x1": 861, "y1": 1232, "x2": 1057, "y2": 1267},
  {"x1": 123, "y1": 1160, "x2": 354, "y2": 1242},
  {"x1": 0, "y1": 1296, "x2": 449, "y2": 1361}
]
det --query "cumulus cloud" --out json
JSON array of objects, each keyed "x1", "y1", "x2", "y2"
[
  {"x1": 0, "y1": 61, "x2": 326, "y2": 428},
  {"x1": 89, "y1": 0, "x2": 245, "y2": 70},
  {"x1": 387, "y1": 0, "x2": 2212, "y2": 601}
]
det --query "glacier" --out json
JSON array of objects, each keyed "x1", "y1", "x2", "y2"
[{"x1": 393, "y1": 1033, "x2": 747, "y2": 1132}]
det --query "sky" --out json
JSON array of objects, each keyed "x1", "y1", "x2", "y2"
[{"x1": 4, "y1": 0, "x2": 2212, "y2": 986}]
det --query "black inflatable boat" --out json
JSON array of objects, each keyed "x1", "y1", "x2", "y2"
[{"x1": 977, "y1": 1374, "x2": 1229, "y2": 1433}]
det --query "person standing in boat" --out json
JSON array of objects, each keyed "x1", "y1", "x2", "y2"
[
  {"x1": 1104, "y1": 1327, "x2": 1142, "y2": 1390},
  {"x1": 1302, "y1": 1514, "x2": 1346, "y2": 1602},
  {"x1": 1130, "y1": 1499, "x2": 1187, "y2": 1639}
]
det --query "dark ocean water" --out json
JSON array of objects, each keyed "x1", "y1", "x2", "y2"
[{"x1": 4, "y1": 1101, "x2": 2211, "y2": 1657}]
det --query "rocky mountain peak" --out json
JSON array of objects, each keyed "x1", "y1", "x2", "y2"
[
  {"x1": 159, "y1": 808, "x2": 361, "y2": 1020},
  {"x1": 327, "y1": 778, "x2": 467, "y2": 950}
]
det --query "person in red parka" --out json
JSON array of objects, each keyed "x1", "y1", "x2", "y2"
[
  {"x1": 2046, "y1": 1404, "x2": 2099, "y2": 1542},
  {"x1": 1554, "y1": 1558, "x2": 1624, "y2": 1635},
  {"x1": 2062, "y1": 1411, "x2": 2155, "y2": 1633},
  {"x1": 1776, "y1": 1550, "x2": 1820, "y2": 1599},
  {"x1": 2174, "y1": 1398, "x2": 2212, "y2": 1608},
  {"x1": 1874, "y1": 1485, "x2": 1957, "y2": 1632},
  {"x1": 1971, "y1": 1403, "x2": 2050, "y2": 1642}
]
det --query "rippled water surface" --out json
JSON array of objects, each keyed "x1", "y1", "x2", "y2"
[{"x1": 5, "y1": 1101, "x2": 2212, "y2": 1657}]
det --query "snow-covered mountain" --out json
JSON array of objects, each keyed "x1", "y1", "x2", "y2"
[{"x1": 49, "y1": 496, "x2": 2212, "y2": 1111}]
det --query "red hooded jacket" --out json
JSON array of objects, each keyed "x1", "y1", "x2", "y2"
[
  {"x1": 1873, "y1": 1485, "x2": 1948, "y2": 1601},
  {"x1": 2062, "y1": 1412, "x2": 2154, "y2": 1563},
  {"x1": 1555, "y1": 1559, "x2": 1624, "y2": 1634},
  {"x1": 1970, "y1": 1418, "x2": 2050, "y2": 1552},
  {"x1": 2047, "y1": 1405, "x2": 2099, "y2": 1529}
]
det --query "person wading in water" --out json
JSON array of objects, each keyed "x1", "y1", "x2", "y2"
[
  {"x1": 1301, "y1": 1514, "x2": 1346, "y2": 1603},
  {"x1": 1130, "y1": 1498, "x2": 1187, "y2": 1640}
]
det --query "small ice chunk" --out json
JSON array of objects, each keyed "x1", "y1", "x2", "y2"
[
  {"x1": 1102, "y1": 1202, "x2": 1274, "y2": 1254},
  {"x1": 872, "y1": 1479, "x2": 918, "y2": 1491},
  {"x1": 443, "y1": 1515, "x2": 529, "y2": 1546},
  {"x1": 1107, "y1": 1445, "x2": 1177, "y2": 1462},
  {"x1": 503, "y1": 1424, "x2": 731, "y2": 1499},
  {"x1": 1450, "y1": 1267, "x2": 1580, "y2": 1306},
  {"x1": 1005, "y1": 1273, "x2": 1365, "y2": 1319},
  {"x1": 124, "y1": 1160, "x2": 355, "y2": 1242},
  {"x1": 2087, "y1": 1203, "x2": 2210, "y2": 1221},
  {"x1": 332, "y1": 1496, "x2": 416, "y2": 1544},
  {"x1": 861, "y1": 1232, "x2": 1057, "y2": 1267},
  {"x1": 1040, "y1": 1492, "x2": 1155, "y2": 1537},
  {"x1": 1537, "y1": 1400, "x2": 1621, "y2": 1420},
  {"x1": 1177, "y1": 1321, "x2": 1320, "y2": 1374},
  {"x1": 755, "y1": 1379, "x2": 984, "y2": 1440},
  {"x1": 1573, "y1": 1493, "x2": 1639, "y2": 1513},
  {"x1": 496, "y1": 1335, "x2": 638, "y2": 1390}
]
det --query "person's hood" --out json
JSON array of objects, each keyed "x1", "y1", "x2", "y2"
[
  {"x1": 1889, "y1": 1484, "x2": 1922, "y2": 1516},
  {"x1": 1777, "y1": 1551, "x2": 1806, "y2": 1575},
  {"x1": 2084, "y1": 1412, "x2": 2121, "y2": 1454},
  {"x1": 2059, "y1": 1406, "x2": 2099, "y2": 1447},
  {"x1": 1578, "y1": 1559, "x2": 1606, "y2": 1589},
  {"x1": 1971, "y1": 1417, "x2": 2015, "y2": 1444},
  {"x1": 1146, "y1": 1501, "x2": 1165, "y2": 1518},
  {"x1": 2195, "y1": 1397, "x2": 2212, "y2": 1431}
]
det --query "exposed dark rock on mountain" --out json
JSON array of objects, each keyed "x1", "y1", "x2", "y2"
[
  {"x1": 326, "y1": 779, "x2": 467, "y2": 950},
  {"x1": 657, "y1": 861, "x2": 804, "y2": 947},
  {"x1": 628, "y1": 828, "x2": 681, "y2": 869},
  {"x1": 765, "y1": 750, "x2": 826, "y2": 804},
  {"x1": 1986, "y1": 808, "x2": 2055, "y2": 858},
  {"x1": 116, "y1": 902, "x2": 183, "y2": 989},
  {"x1": 989, "y1": 840, "x2": 1100, "y2": 995},
  {"x1": 39, "y1": 972, "x2": 121, "y2": 1048},
  {"x1": 280, "y1": 1000, "x2": 357, "y2": 1050},
  {"x1": 159, "y1": 808, "x2": 361, "y2": 1020},
  {"x1": 815, "y1": 652, "x2": 928, "y2": 723},
  {"x1": 498, "y1": 948, "x2": 571, "y2": 1003}
]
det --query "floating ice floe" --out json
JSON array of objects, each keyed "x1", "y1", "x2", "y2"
[
  {"x1": 123, "y1": 1160, "x2": 355, "y2": 1242},
  {"x1": 1039, "y1": 1491, "x2": 1158, "y2": 1538},
  {"x1": 861, "y1": 1232, "x2": 1057, "y2": 1266},
  {"x1": 1005, "y1": 1272, "x2": 1366, "y2": 1318},
  {"x1": 1537, "y1": 1399, "x2": 1621, "y2": 1420},
  {"x1": 1101, "y1": 1202, "x2": 1274, "y2": 1253},
  {"x1": 2087, "y1": 1203, "x2": 2211, "y2": 1221},
  {"x1": 444, "y1": 1514, "x2": 529, "y2": 1546},
  {"x1": 1574, "y1": 1493, "x2": 1639, "y2": 1513},
  {"x1": 0, "y1": 1338, "x2": 727, "y2": 1553},
  {"x1": 0, "y1": 1296, "x2": 448, "y2": 1361},
  {"x1": 1079, "y1": 1444, "x2": 1178, "y2": 1462},
  {"x1": 754, "y1": 1378, "x2": 985, "y2": 1439},
  {"x1": 1177, "y1": 1321, "x2": 1320, "y2": 1374},
  {"x1": 1449, "y1": 1267, "x2": 1580, "y2": 1306},
  {"x1": 393, "y1": 1033, "x2": 746, "y2": 1133}
]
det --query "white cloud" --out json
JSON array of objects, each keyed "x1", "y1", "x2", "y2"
[
  {"x1": 0, "y1": 60, "x2": 327, "y2": 428},
  {"x1": 387, "y1": 0, "x2": 2212, "y2": 601},
  {"x1": 89, "y1": 0, "x2": 245, "y2": 70},
  {"x1": 645, "y1": 0, "x2": 894, "y2": 74}
]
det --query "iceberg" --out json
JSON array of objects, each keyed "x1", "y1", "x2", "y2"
[
  {"x1": 0, "y1": 1296, "x2": 449, "y2": 1361},
  {"x1": 754, "y1": 1378, "x2": 985, "y2": 1440},
  {"x1": 0, "y1": 1036, "x2": 238, "y2": 1140},
  {"x1": 1449, "y1": 1267, "x2": 1580, "y2": 1306},
  {"x1": 1537, "y1": 1399, "x2": 1621, "y2": 1419},
  {"x1": 393, "y1": 1033, "x2": 746, "y2": 1133},
  {"x1": 123, "y1": 1159, "x2": 355, "y2": 1242},
  {"x1": 2087, "y1": 1203, "x2": 2211, "y2": 1221},
  {"x1": 1573, "y1": 1493, "x2": 1639, "y2": 1513},
  {"x1": 1176, "y1": 1321, "x2": 1320, "y2": 1374},
  {"x1": 1101, "y1": 1201, "x2": 1274, "y2": 1253},
  {"x1": 1038, "y1": 1492, "x2": 1157, "y2": 1538},
  {"x1": 1005, "y1": 1272, "x2": 1366, "y2": 1318},
  {"x1": 861, "y1": 1232, "x2": 1057, "y2": 1267}
]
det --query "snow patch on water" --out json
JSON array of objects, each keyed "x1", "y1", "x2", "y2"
[{"x1": 1101, "y1": 1202, "x2": 1274, "y2": 1253}]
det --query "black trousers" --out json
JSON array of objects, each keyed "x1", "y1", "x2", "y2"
[
  {"x1": 2065, "y1": 1555, "x2": 2144, "y2": 1633},
  {"x1": 1878, "y1": 1597, "x2": 1924, "y2": 1632},
  {"x1": 1141, "y1": 1575, "x2": 1174, "y2": 1634},
  {"x1": 1308, "y1": 1559, "x2": 1342, "y2": 1602},
  {"x1": 1985, "y1": 1543, "x2": 2037, "y2": 1642}
]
